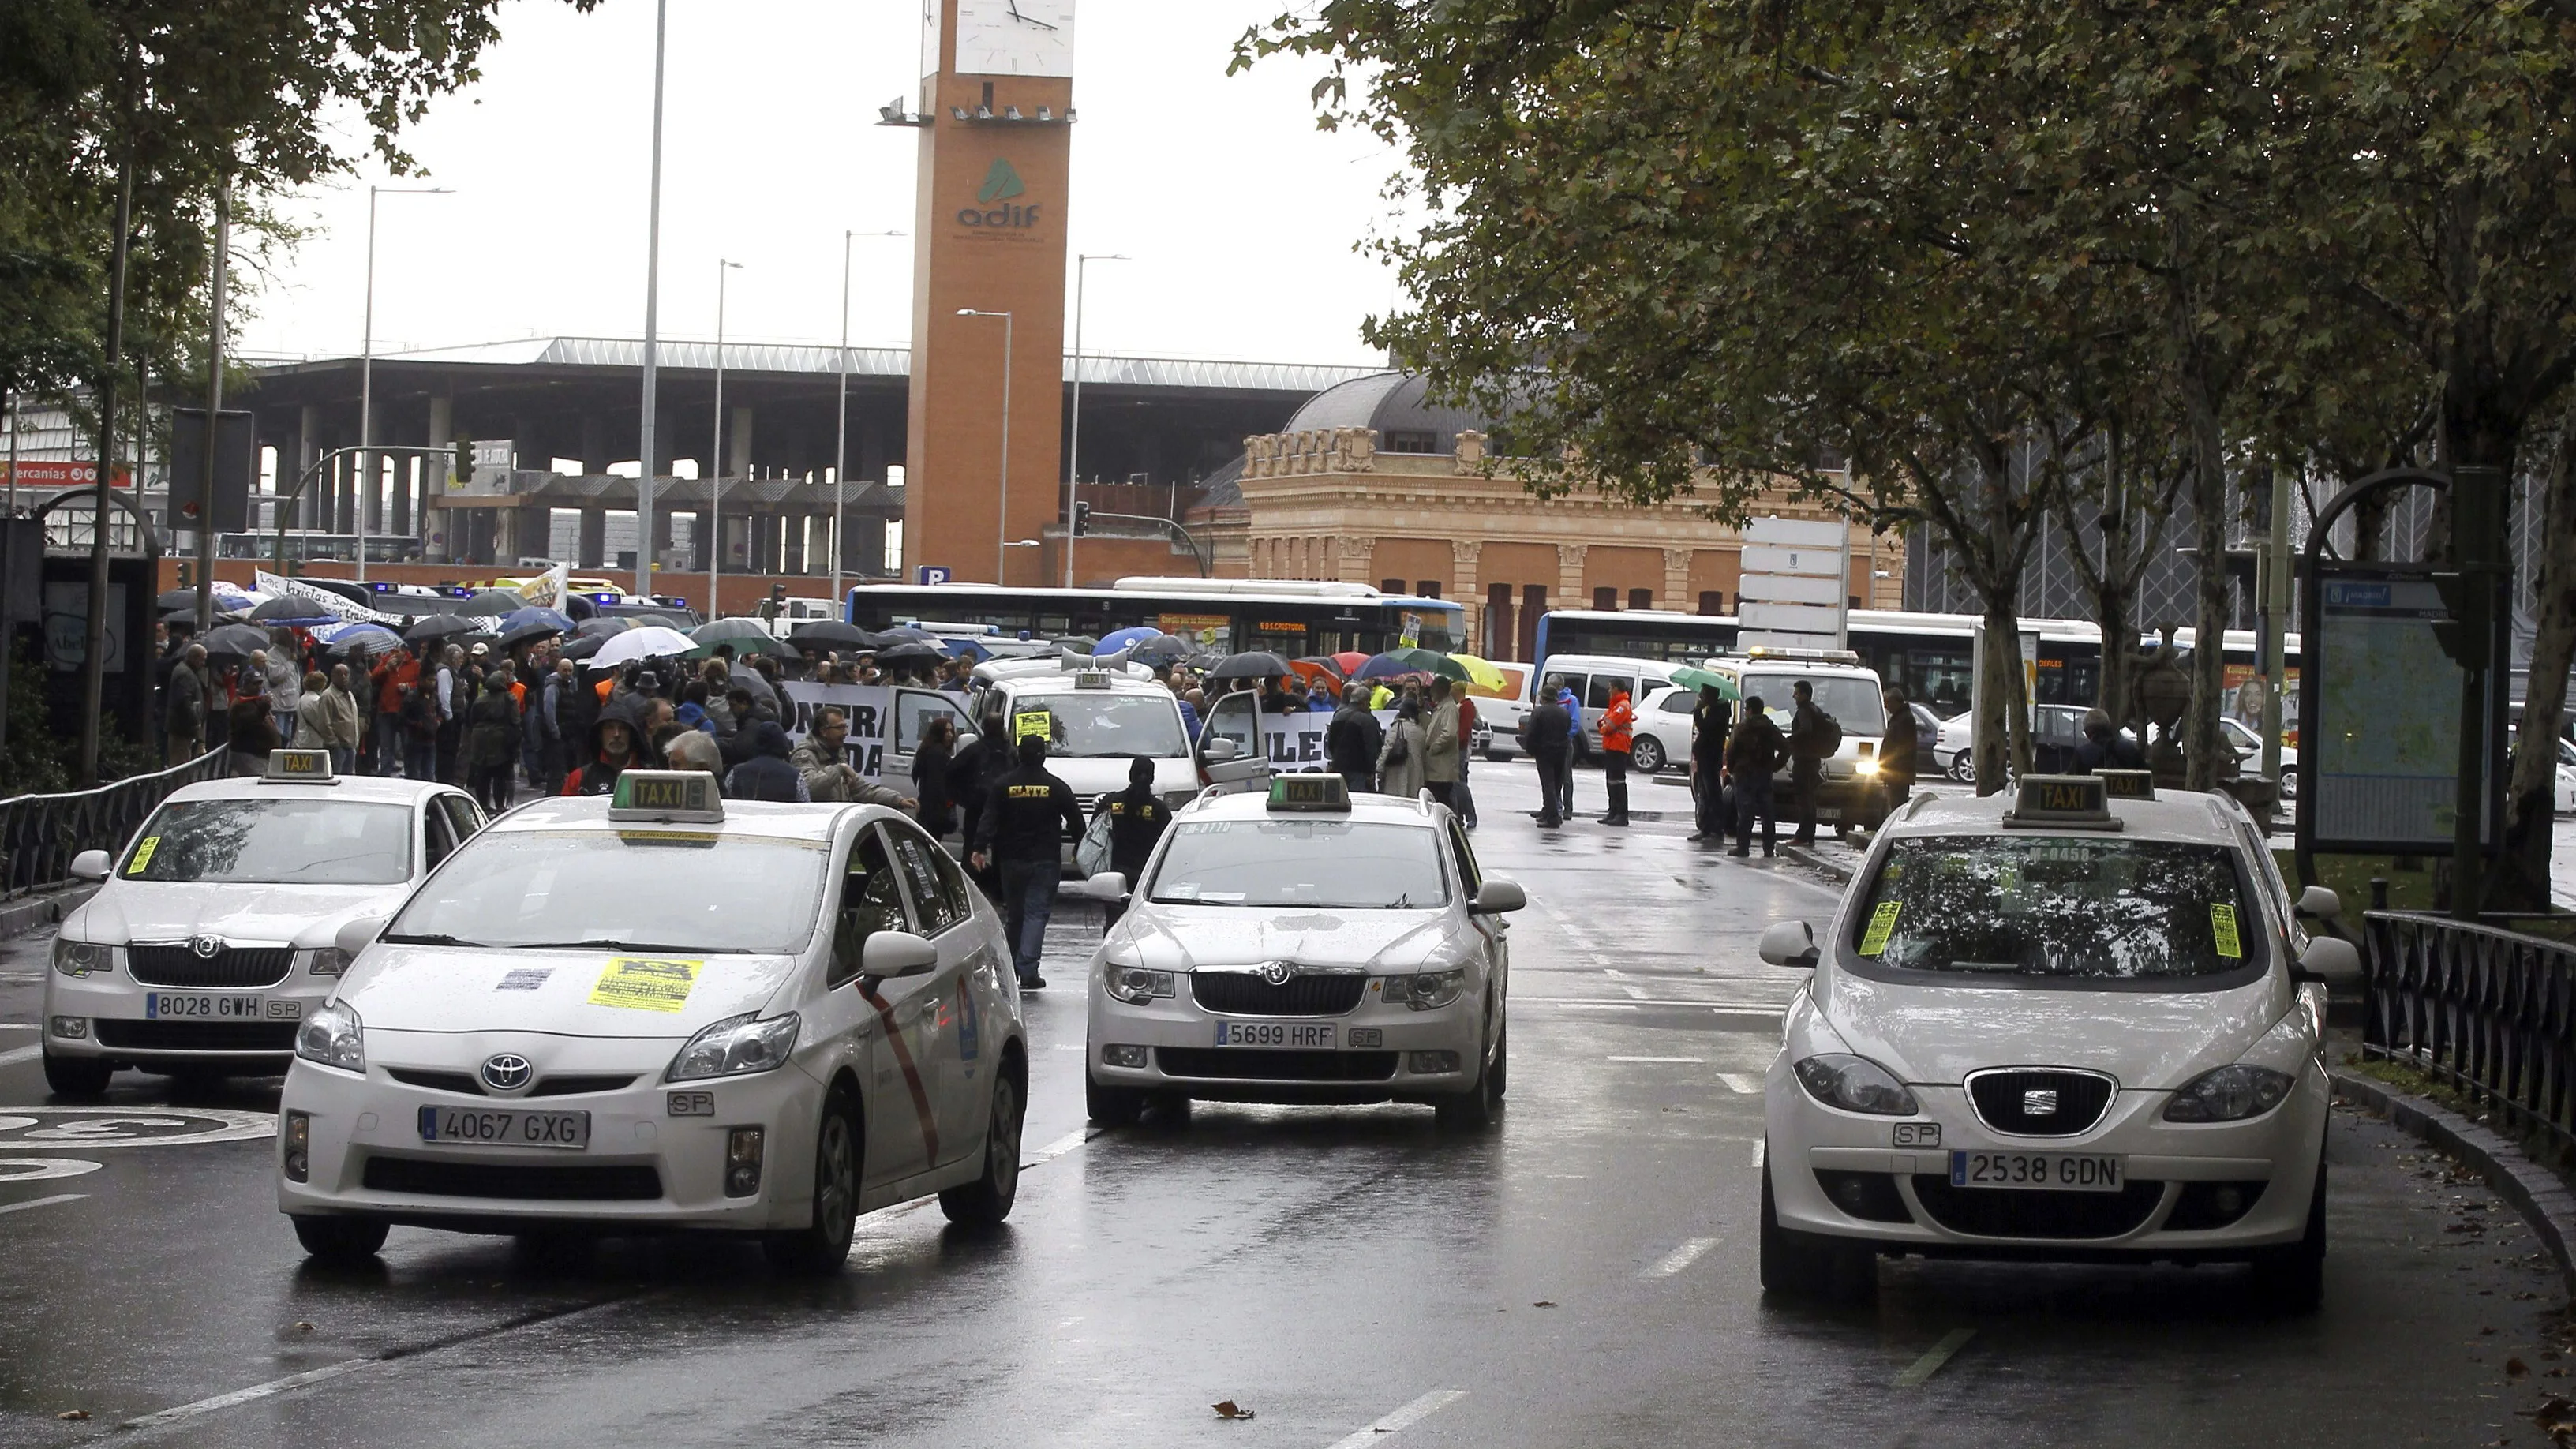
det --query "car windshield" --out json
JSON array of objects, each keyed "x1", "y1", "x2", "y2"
[
  {"x1": 122, "y1": 799, "x2": 413, "y2": 886},
  {"x1": 1850, "y1": 836, "x2": 2259, "y2": 982},
  {"x1": 1014, "y1": 694, "x2": 1186, "y2": 758},
  {"x1": 1147, "y1": 818, "x2": 1449, "y2": 909},
  {"x1": 1748, "y1": 676, "x2": 1887, "y2": 735},
  {"x1": 383, "y1": 830, "x2": 826, "y2": 954}
]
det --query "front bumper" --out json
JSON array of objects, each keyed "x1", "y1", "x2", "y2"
[
  {"x1": 1088, "y1": 974, "x2": 1488, "y2": 1105},
  {"x1": 277, "y1": 1031, "x2": 826, "y2": 1232},
  {"x1": 1764, "y1": 1056, "x2": 2331, "y2": 1256},
  {"x1": 43, "y1": 966, "x2": 336, "y2": 1069}
]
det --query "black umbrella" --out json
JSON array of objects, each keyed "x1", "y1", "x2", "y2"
[
  {"x1": 560, "y1": 631, "x2": 616, "y2": 661},
  {"x1": 875, "y1": 642, "x2": 949, "y2": 665},
  {"x1": 496, "y1": 621, "x2": 564, "y2": 649},
  {"x1": 197, "y1": 623, "x2": 274, "y2": 659},
  {"x1": 451, "y1": 589, "x2": 526, "y2": 618},
  {"x1": 867, "y1": 625, "x2": 938, "y2": 646},
  {"x1": 575, "y1": 616, "x2": 635, "y2": 639},
  {"x1": 1205, "y1": 650, "x2": 1297, "y2": 682},
  {"x1": 792, "y1": 620, "x2": 871, "y2": 649},
  {"x1": 1129, "y1": 633, "x2": 1193, "y2": 665},
  {"x1": 248, "y1": 596, "x2": 335, "y2": 624},
  {"x1": 404, "y1": 614, "x2": 481, "y2": 646}
]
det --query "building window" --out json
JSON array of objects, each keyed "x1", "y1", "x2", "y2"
[
  {"x1": 1698, "y1": 590, "x2": 1725, "y2": 616},
  {"x1": 1380, "y1": 577, "x2": 1405, "y2": 595},
  {"x1": 1415, "y1": 580, "x2": 1440, "y2": 599},
  {"x1": 1627, "y1": 588, "x2": 1653, "y2": 612},
  {"x1": 1518, "y1": 584, "x2": 1546, "y2": 663},
  {"x1": 1485, "y1": 582, "x2": 1515, "y2": 661},
  {"x1": 1381, "y1": 430, "x2": 1440, "y2": 454},
  {"x1": 1592, "y1": 586, "x2": 1618, "y2": 611}
]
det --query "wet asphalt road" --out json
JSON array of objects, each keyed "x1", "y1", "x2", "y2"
[{"x1": 0, "y1": 761, "x2": 2569, "y2": 1447}]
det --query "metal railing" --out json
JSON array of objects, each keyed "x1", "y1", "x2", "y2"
[
  {"x1": 0, "y1": 748, "x2": 227, "y2": 900},
  {"x1": 2362, "y1": 909, "x2": 2576, "y2": 1162}
]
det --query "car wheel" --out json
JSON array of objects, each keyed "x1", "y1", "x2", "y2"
[
  {"x1": 939, "y1": 1070, "x2": 1024, "y2": 1226},
  {"x1": 1436, "y1": 1017, "x2": 1504, "y2": 1130},
  {"x1": 2279, "y1": 766, "x2": 2300, "y2": 801},
  {"x1": 1945, "y1": 751, "x2": 1975, "y2": 783},
  {"x1": 2247, "y1": 1159, "x2": 2326, "y2": 1313},
  {"x1": 1630, "y1": 736, "x2": 1666, "y2": 774},
  {"x1": 1758, "y1": 1155, "x2": 1877, "y2": 1303},
  {"x1": 1086, "y1": 1072, "x2": 1146, "y2": 1127},
  {"x1": 41, "y1": 1049, "x2": 111, "y2": 1099},
  {"x1": 291, "y1": 1214, "x2": 389, "y2": 1264},
  {"x1": 764, "y1": 1087, "x2": 861, "y2": 1275}
]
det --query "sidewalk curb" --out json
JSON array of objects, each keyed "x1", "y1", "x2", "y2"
[
  {"x1": 1780, "y1": 844, "x2": 1855, "y2": 885},
  {"x1": 2328, "y1": 1066, "x2": 2576, "y2": 1291},
  {"x1": 0, "y1": 884, "x2": 96, "y2": 941}
]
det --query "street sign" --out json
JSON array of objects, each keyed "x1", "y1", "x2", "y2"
[
  {"x1": 1738, "y1": 516, "x2": 1849, "y2": 650},
  {"x1": 2298, "y1": 567, "x2": 2501, "y2": 853},
  {"x1": 915, "y1": 565, "x2": 953, "y2": 586}
]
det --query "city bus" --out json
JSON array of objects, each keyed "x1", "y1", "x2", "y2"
[{"x1": 841, "y1": 577, "x2": 1466, "y2": 659}]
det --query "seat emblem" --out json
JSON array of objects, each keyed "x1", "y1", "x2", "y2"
[
  {"x1": 481, "y1": 1054, "x2": 534, "y2": 1091},
  {"x1": 2023, "y1": 1088, "x2": 2060, "y2": 1117},
  {"x1": 1260, "y1": 962, "x2": 1294, "y2": 987}
]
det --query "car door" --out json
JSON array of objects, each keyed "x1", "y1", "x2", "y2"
[
  {"x1": 1447, "y1": 818, "x2": 1507, "y2": 1015},
  {"x1": 420, "y1": 807, "x2": 459, "y2": 878},
  {"x1": 828, "y1": 823, "x2": 934, "y2": 1189},
  {"x1": 881, "y1": 818, "x2": 994, "y2": 1166},
  {"x1": 882, "y1": 687, "x2": 967, "y2": 792}
]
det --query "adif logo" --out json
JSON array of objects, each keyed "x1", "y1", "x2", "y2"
[{"x1": 960, "y1": 158, "x2": 1041, "y2": 229}]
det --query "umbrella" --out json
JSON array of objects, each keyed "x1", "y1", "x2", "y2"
[
  {"x1": 876, "y1": 642, "x2": 950, "y2": 665},
  {"x1": 1328, "y1": 650, "x2": 1370, "y2": 676},
  {"x1": 1668, "y1": 665, "x2": 1740, "y2": 699},
  {"x1": 500, "y1": 607, "x2": 576, "y2": 636},
  {"x1": 197, "y1": 623, "x2": 274, "y2": 659},
  {"x1": 1094, "y1": 626, "x2": 1163, "y2": 656},
  {"x1": 247, "y1": 597, "x2": 336, "y2": 626},
  {"x1": 1444, "y1": 653, "x2": 1511, "y2": 693},
  {"x1": 791, "y1": 620, "x2": 871, "y2": 650},
  {"x1": 586, "y1": 625, "x2": 698, "y2": 670},
  {"x1": 575, "y1": 616, "x2": 635, "y2": 638},
  {"x1": 867, "y1": 625, "x2": 938, "y2": 646},
  {"x1": 684, "y1": 632, "x2": 796, "y2": 659},
  {"x1": 404, "y1": 614, "x2": 481, "y2": 646},
  {"x1": 560, "y1": 632, "x2": 612, "y2": 661},
  {"x1": 691, "y1": 617, "x2": 777, "y2": 646},
  {"x1": 1126, "y1": 634, "x2": 1193, "y2": 666},
  {"x1": 1055, "y1": 635, "x2": 1099, "y2": 654},
  {"x1": 1354, "y1": 652, "x2": 1436, "y2": 682},
  {"x1": 318, "y1": 622, "x2": 403, "y2": 657},
  {"x1": 1206, "y1": 650, "x2": 1297, "y2": 682},
  {"x1": 451, "y1": 589, "x2": 526, "y2": 618},
  {"x1": 1287, "y1": 657, "x2": 1345, "y2": 686},
  {"x1": 159, "y1": 586, "x2": 259, "y2": 614}
]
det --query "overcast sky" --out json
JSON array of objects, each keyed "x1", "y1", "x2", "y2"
[{"x1": 236, "y1": 1, "x2": 1407, "y2": 368}]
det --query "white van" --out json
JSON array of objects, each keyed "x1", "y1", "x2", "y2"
[
  {"x1": 947, "y1": 667, "x2": 1203, "y2": 863},
  {"x1": 1698, "y1": 650, "x2": 1891, "y2": 834},
  {"x1": 1496, "y1": 653, "x2": 1679, "y2": 759}
]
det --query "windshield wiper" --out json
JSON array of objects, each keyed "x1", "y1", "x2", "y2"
[
  {"x1": 510, "y1": 939, "x2": 716, "y2": 954},
  {"x1": 378, "y1": 932, "x2": 487, "y2": 948}
]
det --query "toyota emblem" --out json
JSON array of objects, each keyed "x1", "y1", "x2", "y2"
[
  {"x1": 188, "y1": 934, "x2": 223, "y2": 960},
  {"x1": 1260, "y1": 962, "x2": 1294, "y2": 987},
  {"x1": 481, "y1": 1054, "x2": 534, "y2": 1092}
]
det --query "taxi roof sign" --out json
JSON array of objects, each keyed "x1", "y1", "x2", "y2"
[
  {"x1": 261, "y1": 748, "x2": 338, "y2": 784},
  {"x1": 608, "y1": 770, "x2": 725, "y2": 823},
  {"x1": 2001, "y1": 773, "x2": 2122, "y2": 831},
  {"x1": 1073, "y1": 670, "x2": 1113, "y2": 690},
  {"x1": 1267, "y1": 773, "x2": 1350, "y2": 813},
  {"x1": 2094, "y1": 769, "x2": 2155, "y2": 802}
]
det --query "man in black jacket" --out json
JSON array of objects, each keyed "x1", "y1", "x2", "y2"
[
  {"x1": 1524, "y1": 688, "x2": 1574, "y2": 829},
  {"x1": 1091, "y1": 755, "x2": 1173, "y2": 927},
  {"x1": 1726, "y1": 695, "x2": 1787, "y2": 857},
  {"x1": 723, "y1": 721, "x2": 806, "y2": 801},
  {"x1": 970, "y1": 736, "x2": 1087, "y2": 989},
  {"x1": 1786, "y1": 680, "x2": 1831, "y2": 845},
  {"x1": 1324, "y1": 684, "x2": 1383, "y2": 795},
  {"x1": 1688, "y1": 686, "x2": 1732, "y2": 841},
  {"x1": 564, "y1": 699, "x2": 657, "y2": 796}
]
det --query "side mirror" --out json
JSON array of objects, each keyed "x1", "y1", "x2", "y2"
[
  {"x1": 2293, "y1": 935, "x2": 2364, "y2": 988},
  {"x1": 1084, "y1": 871, "x2": 1128, "y2": 902},
  {"x1": 2296, "y1": 885, "x2": 2342, "y2": 921},
  {"x1": 1758, "y1": 919, "x2": 1821, "y2": 968},
  {"x1": 859, "y1": 930, "x2": 939, "y2": 983},
  {"x1": 1470, "y1": 878, "x2": 1527, "y2": 914},
  {"x1": 334, "y1": 915, "x2": 388, "y2": 958},
  {"x1": 1203, "y1": 736, "x2": 1241, "y2": 763},
  {"x1": 69, "y1": 849, "x2": 111, "y2": 883}
]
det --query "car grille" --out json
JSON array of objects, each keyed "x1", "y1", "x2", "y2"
[
  {"x1": 531, "y1": 1075, "x2": 638, "y2": 1097},
  {"x1": 1190, "y1": 972, "x2": 1368, "y2": 1017},
  {"x1": 388, "y1": 1069, "x2": 484, "y2": 1095},
  {"x1": 362, "y1": 1155, "x2": 662, "y2": 1202},
  {"x1": 1965, "y1": 1069, "x2": 2116, "y2": 1137},
  {"x1": 126, "y1": 945, "x2": 294, "y2": 989},
  {"x1": 384, "y1": 1070, "x2": 640, "y2": 1099},
  {"x1": 1910, "y1": 1177, "x2": 2163, "y2": 1239},
  {"x1": 93, "y1": 1019, "x2": 298, "y2": 1054},
  {"x1": 1155, "y1": 1048, "x2": 1398, "y2": 1082}
]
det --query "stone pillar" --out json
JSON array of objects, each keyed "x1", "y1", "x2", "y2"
[
  {"x1": 729, "y1": 406, "x2": 754, "y2": 484},
  {"x1": 1556, "y1": 543, "x2": 1589, "y2": 608},
  {"x1": 1661, "y1": 547, "x2": 1693, "y2": 612},
  {"x1": 578, "y1": 507, "x2": 608, "y2": 570},
  {"x1": 1335, "y1": 535, "x2": 1373, "y2": 586},
  {"x1": 295, "y1": 405, "x2": 320, "y2": 527},
  {"x1": 579, "y1": 414, "x2": 611, "y2": 474},
  {"x1": 1451, "y1": 541, "x2": 1484, "y2": 653}
]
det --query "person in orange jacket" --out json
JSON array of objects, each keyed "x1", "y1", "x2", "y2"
[{"x1": 1598, "y1": 686, "x2": 1637, "y2": 827}]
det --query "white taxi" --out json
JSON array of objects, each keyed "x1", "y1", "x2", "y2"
[
  {"x1": 41, "y1": 751, "x2": 487, "y2": 1096},
  {"x1": 275, "y1": 773, "x2": 1027, "y2": 1272},
  {"x1": 1758, "y1": 773, "x2": 2361, "y2": 1309},
  {"x1": 1081, "y1": 775, "x2": 1522, "y2": 1128}
]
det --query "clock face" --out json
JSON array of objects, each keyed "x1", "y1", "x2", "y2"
[
  {"x1": 953, "y1": 0, "x2": 1075, "y2": 77},
  {"x1": 919, "y1": 0, "x2": 942, "y2": 79}
]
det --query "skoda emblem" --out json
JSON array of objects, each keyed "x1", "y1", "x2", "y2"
[
  {"x1": 1260, "y1": 962, "x2": 1294, "y2": 987},
  {"x1": 189, "y1": 934, "x2": 223, "y2": 960},
  {"x1": 2023, "y1": 1088, "x2": 2061, "y2": 1117},
  {"x1": 481, "y1": 1054, "x2": 534, "y2": 1092}
]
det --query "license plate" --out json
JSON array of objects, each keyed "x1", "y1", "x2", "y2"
[
  {"x1": 1948, "y1": 1150, "x2": 2124, "y2": 1193},
  {"x1": 417, "y1": 1106, "x2": 591, "y2": 1149},
  {"x1": 1212, "y1": 1021, "x2": 1335, "y2": 1049},
  {"x1": 144, "y1": 993, "x2": 267, "y2": 1020}
]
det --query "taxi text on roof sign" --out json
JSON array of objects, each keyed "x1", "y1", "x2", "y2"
[
  {"x1": 2000, "y1": 773, "x2": 2121, "y2": 831},
  {"x1": 2095, "y1": 768, "x2": 2156, "y2": 801},
  {"x1": 1267, "y1": 773, "x2": 1350, "y2": 813},
  {"x1": 262, "y1": 748, "x2": 337, "y2": 784},
  {"x1": 608, "y1": 770, "x2": 724, "y2": 823}
]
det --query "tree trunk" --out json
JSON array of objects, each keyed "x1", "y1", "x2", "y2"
[
  {"x1": 2183, "y1": 380, "x2": 2232, "y2": 792},
  {"x1": 2498, "y1": 436, "x2": 2574, "y2": 908},
  {"x1": 1975, "y1": 595, "x2": 2029, "y2": 797}
]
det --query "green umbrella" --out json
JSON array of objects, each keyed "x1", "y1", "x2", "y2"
[{"x1": 1668, "y1": 666, "x2": 1739, "y2": 699}]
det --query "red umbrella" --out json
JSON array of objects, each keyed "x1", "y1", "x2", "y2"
[
  {"x1": 1328, "y1": 650, "x2": 1369, "y2": 675},
  {"x1": 1289, "y1": 656, "x2": 1346, "y2": 684}
]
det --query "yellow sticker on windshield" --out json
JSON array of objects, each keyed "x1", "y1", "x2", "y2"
[
  {"x1": 126, "y1": 837, "x2": 159, "y2": 875},
  {"x1": 1858, "y1": 900, "x2": 1901, "y2": 957},
  {"x1": 588, "y1": 957, "x2": 702, "y2": 1013},
  {"x1": 2210, "y1": 904, "x2": 2242, "y2": 959},
  {"x1": 1014, "y1": 710, "x2": 1054, "y2": 741}
]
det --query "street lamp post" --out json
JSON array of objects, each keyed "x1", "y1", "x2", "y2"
[
  {"x1": 833, "y1": 230, "x2": 902, "y2": 608},
  {"x1": 635, "y1": 0, "x2": 670, "y2": 601},
  {"x1": 358, "y1": 183, "x2": 451, "y2": 582},
  {"x1": 709, "y1": 257, "x2": 742, "y2": 615},
  {"x1": 1065, "y1": 253, "x2": 1129, "y2": 589},
  {"x1": 956, "y1": 309, "x2": 1013, "y2": 583}
]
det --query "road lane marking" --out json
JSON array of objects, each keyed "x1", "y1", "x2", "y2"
[
  {"x1": 0, "y1": 1022, "x2": 38, "y2": 1031},
  {"x1": 1644, "y1": 1236, "x2": 1720, "y2": 1278},
  {"x1": 1324, "y1": 1389, "x2": 1468, "y2": 1449},
  {"x1": 0, "y1": 1043, "x2": 40, "y2": 1069},
  {"x1": 1052, "y1": 1043, "x2": 1083, "y2": 1050},
  {"x1": 1608, "y1": 1055, "x2": 1705, "y2": 1064},
  {"x1": 1600, "y1": 968, "x2": 1651, "y2": 1001},
  {"x1": 1519, "y1": 997, "x2": 1788, "y2": 1013},
  {"x1": 0, "y1": 1158, "x2": 103, "y2": 1182},
  {"x1": 1894, "y1": 1328, "x2": 1977, "y2": 1387},
  {"x1": 0, "y1": 1193, "x2": 87, "y2": 1217},
  {"x1": 1750, "y1": 1139, "x2": 1765, "y2": 1168},
  {"x1": 121, "y1": 1358, "x2": 376, "y2": 1430},
  {"x1": 1024, "y1": 1128, "x2": 1091, "y2": 1167},
  {"x1": 1717, "y1": 1073, "x2": 1765, "y2": 1094}
]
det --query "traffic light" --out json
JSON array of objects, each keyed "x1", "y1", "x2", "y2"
[{"x1": 1072, "y1": 500, "x2": 1091, "y2": 537}]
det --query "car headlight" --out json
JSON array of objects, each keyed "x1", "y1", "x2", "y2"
[
  {"x1": 2162, "y1": 1065, "x2": 2295, "y2": 1122},
  {"x1": 1792, "y1": 1054, "x2": 1919, "y2": 1115},
  {"x1": 51, "y1": 938, "x2": 114, "y2": 977},
  {"x1": 305, "y1": 947, "x2": 351, "y2": 977},
  {"x1": 295, "y1": 1002, "x2": 365, "y2": 1073},
  {"x1": 1853, "y1": 757, "x2": 1880, "y2": 777},
  {"x1": 665, "y1": 1012, "x2": 802, "y2": 1082},
  {"x1": 1383, "y1": 968, "x2": 1467, "y2": 1011},
  {"x1": 1104, "y1": 966, "x2": 1177, "y2": 1004}
]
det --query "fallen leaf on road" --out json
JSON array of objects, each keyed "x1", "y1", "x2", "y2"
[
  {"x1": 2512, "y1": 1358, "x2": 2532, "y2": 1377},
  {"x1": 55, "y1": 1411, "x2": 87, "y2": 1421},
  {"x1": 292, "y1": 1321, "x2": 314, "y2": 1332},
  {"x1": 1533, "y1": 1301, "x2": 1557, "y2": 1309},
  {"x1": 1213, "y1": 1402, "x2": 1256, "y2": 1421}
]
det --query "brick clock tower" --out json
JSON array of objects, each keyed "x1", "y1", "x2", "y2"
[{"x1": 903, "y1": 0, "x2": 1076, "y2": 585}]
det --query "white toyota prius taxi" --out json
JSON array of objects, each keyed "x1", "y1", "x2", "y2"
[
  {"x1": 41, "y1": 750, "x2": 487, "y2": 1096},
  {"x1": 1757, "y1": 772, "x2": 2361, "y2": 1309},
  {"x1": 276, "y1": 772, "x2": 1028, "y2": 1273},
  {"x1": 1081, "y1": 775, "x2": 1523, "y2": 1128}
]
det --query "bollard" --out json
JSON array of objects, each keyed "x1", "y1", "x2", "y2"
[{"x1": 2370, "y1": 876, "x2": 2390, "y2": 912}]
